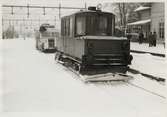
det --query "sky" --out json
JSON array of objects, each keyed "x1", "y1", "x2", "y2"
[
  {"x1": 1, "y1": 0, "x2": 118, "y2": 31},
  {"x1": 2, "y1": 0, "x2": 113, "y2": 6},
  {"x1": 1, "y1": 0, "x2": 166, "y2": 35},
  {"x1": 2, "y1": 0, "x2": 166, "y2": 5}
]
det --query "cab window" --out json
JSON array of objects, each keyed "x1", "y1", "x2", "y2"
[
  {"x1": 86, "y1": 14, "x2": 109, "y2": 36},
  {"x1": 98, "y1": 16, "x2": 108, "y2": 35},
  {"x1": 41, "y1": 32, "x2": 50, "y2": 37},
  {"x1": 76, "y1": 16, "x2": 86, "y2": 36}
]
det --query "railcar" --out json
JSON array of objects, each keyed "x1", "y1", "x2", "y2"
[
  {"x1": 35, "y1": 24, "x2": 58, "y2": 52},
  {"x1": 56, "y1": 7, "x2": 133, "y2": 73}
]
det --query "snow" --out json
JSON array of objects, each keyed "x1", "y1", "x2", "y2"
[
  {"x1": 127, "y1": 73, "x2": 166, "y2": 97},
  {"x1": 127, "y1": 19, "x2": 151, "y2": 25},
  {"x1": 134, "y1": 6, "x2": 150, "y2": 12},
  {"x1": 130, "y1": 42, "x2": 166, "y2": 55},
  {"x1": 130, "y1": 52, "x2": 167, "y2": 78},
  {"x1": 0, "y1": 38, "x2": 166, "y2": 117},
  {"x1": 130, "y1": 41, "x2": 166, "y2": 79}
]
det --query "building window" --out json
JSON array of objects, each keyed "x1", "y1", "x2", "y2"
[{"x1": 159, "y1": 22, "x2": 164, "y2": 39}]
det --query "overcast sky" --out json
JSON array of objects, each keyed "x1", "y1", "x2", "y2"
[
  {"x1": 2, "y1": 0, "x2": 113, "y2": 6},
  {"x1": 1, "y1": 0, "x2": 118, "y2": 30},
  {"x1": 2, "y1": 0, "x2": 115, "y2": 18},
  {"x1": 1, "y1": 0, "x2": 165, "y2": 31}
]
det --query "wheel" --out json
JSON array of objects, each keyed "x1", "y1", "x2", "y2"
[{"x1": 74, "y1": 64, "x2": 80, "y2": 71}]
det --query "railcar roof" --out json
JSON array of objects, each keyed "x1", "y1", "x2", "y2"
[
  {"x1": 61, "y1": 10, "x2": 115, "y2": 19},
  {"x1": 75, "y1": 36, "x2": 127, "y2": 40}
]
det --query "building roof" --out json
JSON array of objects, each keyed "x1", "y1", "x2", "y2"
[
  {"x1": 134, "y1": 6, "x2": 150, "y2": 12},
  {"x1": 127, "y1": 19, "x2": 151, "y2": 26}
]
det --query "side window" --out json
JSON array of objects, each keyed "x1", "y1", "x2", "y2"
[
  {"x1": 64, "y1": 20, "x2": 67, "y2": 36},
  {"x1": 61, "y1": 19, "x2": 64, "y2": 36},
  {"x1": 61, "y1": 18, "x2": 71, "y2": 37},
  {"x1": 70, "y1": 17, "x2": 73, "y2": 37},
  {"x1": 112, "y1": 16, "x2": 115, "y2": 35},
  {"x1": 66, "y1": 18, "x2": 70, "y2": 36},
  {"x1": 76, "y1": 16, "x2": 86, "y2": 36}
]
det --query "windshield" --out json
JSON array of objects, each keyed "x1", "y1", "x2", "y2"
[
  {"x1": 76, "y1": 16, "x2": 86, "y2": 36},
  {"x1": 75, "y1": 14, "x2": 111, "y2": 36},
  {"x1": 97, "y1": 16, "x2": 108, "y2": 35},
  {"x1": 41, "y1": 31, "x2": 57, "y2": 37}
]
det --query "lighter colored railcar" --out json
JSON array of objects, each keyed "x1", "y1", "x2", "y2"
[{"x1": 35, "y1": 24, "x2": 58, "y2": 52}]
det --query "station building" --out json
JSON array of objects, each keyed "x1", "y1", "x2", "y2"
[{"x1": 127, "y1": 3, "x2": 165, "y2": 44}]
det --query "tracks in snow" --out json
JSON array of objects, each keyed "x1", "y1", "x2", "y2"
[
  {"x1": 58, "y1": 63, "x2": 166, "y2": 99},
  {"x1": 125, "y1": 82, "x2": 166, "y2": 99},
  {"x1": 55, "y1": 60, "x2": 166, "y2": 99},
  {"x1": 128, "y1": 68, "x2": 166, "y2": 82}
]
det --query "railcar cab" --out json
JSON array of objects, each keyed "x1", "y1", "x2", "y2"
[
  {"x1": 60, "y1": 7, "x2": 132, "y2": 68},
  {"x1": 36, "y1": 24, "x2": 57, "y2": 52},
  {"x1": 61, "y1": 7, "x2": 115, "y2": 37}
]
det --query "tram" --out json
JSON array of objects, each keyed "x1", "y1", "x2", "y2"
[
  {"x1": 55, "y1": 7, "x2": 133, "y2": 73},
  {"x1": 35, "y1": 24, "x2": 58, "y2": 52}
]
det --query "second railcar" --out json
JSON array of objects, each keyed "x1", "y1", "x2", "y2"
[
  {"x1": 35, "y1": 24, "x2": 58, "y2": 52},
  {"x1": 56, "y1": 7, "x2": 132, "y2": 72}
]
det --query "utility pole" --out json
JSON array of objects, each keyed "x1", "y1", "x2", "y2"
[
  {"x1": 11, "y1": 6, "x2": 14, "y2": 15},
  {"x1": 27, "y1": 4, "x2": 30, "y2": 18},
  {"x1": 59, "y1": 3, "x2": 61, "y2": 19},
  {"x1": 43, "y1": 7, "x2": 46, "y2": 15},
  {"x1": 54, "y1": 16, "x2": 56, "y2": 27},
  {"x1": 85, "y1": 2, "x2": 87, "y2": 9},
  {"x1": 20, "y1": 21, "x2": 22, "y2": 38},
  {"x1": 23, "y1": 18, "x2": 25, "y2": 40},
  {"x1": 2, "y1": 16, "x2": 4, "y2": 39},
  {"x1": 38, "y1": 18, "x2": 40, "y2": 27}
]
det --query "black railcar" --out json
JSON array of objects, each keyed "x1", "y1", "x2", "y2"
[{"x1": 56, "y1": 7, "x2": 132, "y2": 73}]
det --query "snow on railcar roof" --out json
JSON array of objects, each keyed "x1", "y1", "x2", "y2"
[{"x1": 134, "y1": 6, "x2": 150, "y2": 12}]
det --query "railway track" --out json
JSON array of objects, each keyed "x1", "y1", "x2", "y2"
[
  {"x1": 130, "y1": 50, "x2": 165, "y2": 57},
  {"x1": 90, "y1": 76, "x2": 166, "y2": 99},
  {"x1": 125, "y1": 82, "x2": 166, "y2": 99},
  {"x1": 128, "y1": 68, "x2": 166, "y2": 82},
  {"x1": 90, "y1": 77, "x2": 165, "y2": 99},
  {"x1": 58, "y1": 62, "x2": 166, "y2": 99}
]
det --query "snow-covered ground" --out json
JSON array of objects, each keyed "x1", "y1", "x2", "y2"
[
  {"x1": 130, "y1": 42, "x2": 166, "y2": 55},
  {"x1": 0, "y1": 38, "x2": 166, "y2": 117},
  {"x1": 130, "y1": 53, "x2": 167, "y2": 79}
]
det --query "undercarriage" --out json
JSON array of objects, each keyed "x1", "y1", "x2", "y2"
[{"x1": 55, "y1": 51, "x2": 129, "y2": 75}]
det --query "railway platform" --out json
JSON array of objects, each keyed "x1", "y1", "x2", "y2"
[{"x1": 130, "y1": 42, "x2": 166, "y2": 57}]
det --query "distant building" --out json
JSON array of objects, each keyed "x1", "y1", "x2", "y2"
[
  {"x1": 151, "y1": 3, "x2": 164, "y2": 43},
  {"x1": 127, "y1": 3, "x2": 165, "y2": 43}
]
